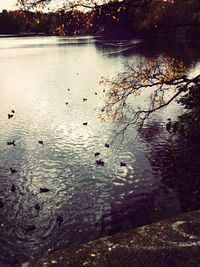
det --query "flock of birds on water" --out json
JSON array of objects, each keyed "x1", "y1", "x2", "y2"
[{"x1": 0, "y1": 86, "x2": 128, "y2": 236}]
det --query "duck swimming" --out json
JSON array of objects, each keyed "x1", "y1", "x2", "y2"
[
  {"x1": 7, "y1": 140, "x2": 16, "y2": 146},
  {"x1": 96, "y1": 159, "x2": 105, "y2": 166},
  {"x1": 35, "y1": 203, "x2": 40, "y2": 212},
  {"x1": 11, "y1": 184, "x2": 16, "y2": 192},
  {"x1": 23, "y1": 225, "x2": 37, "y2": 235},
  {"x1": 0, "y1": 199, "x2": 4, "y2": 208},
  {"x1": 10, "y1": 168, "x2": 17, "y2": 174},
  {"x1": 40, "y1": 188, "x2": 50, "y2": 193},
  {"x1": 8, "y1": 114, "x2": 14, "y2": 119},
  {"x1": 120, "y1": 162, "x2": 127, "y2": 167},
  {"x1": 166, "y1": 118, "x2": 172, "y2": 132},
  {"x1": 56, "y1": 216, "x2": 63, "y2": 227}
]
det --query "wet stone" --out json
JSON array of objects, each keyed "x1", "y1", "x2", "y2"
[{"x1": 24, "y1": 210, "x2": 200, "y2": 267}]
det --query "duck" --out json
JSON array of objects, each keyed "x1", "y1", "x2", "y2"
[
  {"x1": 10, "y1": 168, "x2": 17, "y2": 174},
  {"x1": 11, "y1": 110, "x2": 15, "y2": 113},
  {"x1": 38, "y1": 141, "x2": 43, "y2": 145},
  {"x1": 105, "y1": 143, "x2": 110, "y2": 148},
  {"x1": 23, "y1": 225, "x2": 37, "y2": 235},
  {"x1": 35, "y1": 203, "x2": 40, "y2": 212},
  {"x1": 83, "y1": 122, "x2": 88, "y2": 126},
  {"x1": 8, "y1": 114, "x2": 14, "y2": 119},
  {"x1": 40, "y1": 188, "x2": 50, "y2": 193},
  {"x1": 7, "y1": 140, "x2": 16, "y2": 146},
  {"x1": 96, "y1": 159, "x2": 105, "y2": 166},
  {"x1": 0, "y1": 199, "x2": 4, "y2": 208},
  {"x1": 166, "y1": 118, "x2": 172, "y2": 132},
  {"x1": 11, "y1": 184, "x2": 16, "y2": 192},
  {"x1": 67, "y1": 89, "x2": 70, "y2": 91},
  {"x1": 56, "y1": 216, "x2": 63, "y2": 227},
  {"x1": 95, "y1": 92, "x2": 98, "y2": 95},
  {"x1": 94, "y1": 152, "x2": 100, "y2": 157},
  {"x1": 66, "y1": 102, "x2": 69, "y2": 105},
  {"x1": 120, "y1": 162, "x2": 127, "y2": 167},
  {"x1": 83, "y1": 98, "x2": 87, "y2": 102}
]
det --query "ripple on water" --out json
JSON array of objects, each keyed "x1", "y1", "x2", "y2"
[{"x1": 0, "y1": 36, "x2": 185, "y2": 266}]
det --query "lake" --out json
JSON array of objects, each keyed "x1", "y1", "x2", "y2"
[{"x1": 0, "y1": 36, "x2": 199, "y2": 266}]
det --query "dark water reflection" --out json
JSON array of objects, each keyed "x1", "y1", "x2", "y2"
[
  {"x1": 95, "y1": 38, "x2": 200, "y2": 65},
  {"x1": 0, "y1": 36, "x2": 199, "y2": 266}
]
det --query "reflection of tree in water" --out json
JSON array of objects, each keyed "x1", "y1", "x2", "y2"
[
  {"x1": 139, "y1": 120, "x2": 163, "y2": 143},
  {"x1": 98, "y1": 124, "x2": 182, "y2": 237},
  {"x1": 98, "y1": 56, "x2": 200, "y2": 235},
  {"x1": 140, "y1": 84, "x2": 200, "y2": 212},
  {"x1": 95, "y1": 40, "x2": 200, "y2": 66},
  {"x1": 99, "y1": 185, "x2": 181, "y2": 237}
]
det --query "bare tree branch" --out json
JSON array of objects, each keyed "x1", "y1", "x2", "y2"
[
  {"x1": 100, "y1": 57, "x2": 200, "y2": 139},
  {"x1": 17, "y1": 0, "x2": 153, "y2": 11}
]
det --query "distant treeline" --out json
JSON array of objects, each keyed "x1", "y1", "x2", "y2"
[{"x1": 0, "y1": 0, "x2": 199, "y2": 38}]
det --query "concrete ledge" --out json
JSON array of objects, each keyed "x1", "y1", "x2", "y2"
[{"x1": 23, "y1": 210, "x2": 200, "y2": 267}]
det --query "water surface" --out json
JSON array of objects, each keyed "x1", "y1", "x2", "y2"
[{"x1": 0, "y1": 36, "x2": 199, "y2": 266}]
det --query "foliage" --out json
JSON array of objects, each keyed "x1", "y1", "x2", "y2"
[
  {"x1": 0, "y1": 0, "x2": 198, "y2": 37},
  {"x1": 143, "y1": 78, "x2": 200, "y2": 212},
  {"x1": 172, "y1": 80, "x2": 200, "y2": 141},
  {"x1": 0, "y1": 9, "x2": 92, "y2": 35},
  {"x1": 0, "y1": 10, "x2": 19, "y2": 34},
  {"x1": 100, "y1": 57, "x2": 200, "y2": 137}
]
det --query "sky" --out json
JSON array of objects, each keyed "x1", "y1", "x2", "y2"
[
  {"x1": 0, "y1": 0, "x2": 67, "y2": 11},
  {"x1": 0, "y1": 0, "x2": 17, "y2": 10},
  {"x1": 0, "y1": 0, "x2": 171, "y2": 12}
]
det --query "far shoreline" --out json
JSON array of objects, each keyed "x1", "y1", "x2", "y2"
[{"x1": 1, "y1": 32, "x2": 200, "y2": 42}]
